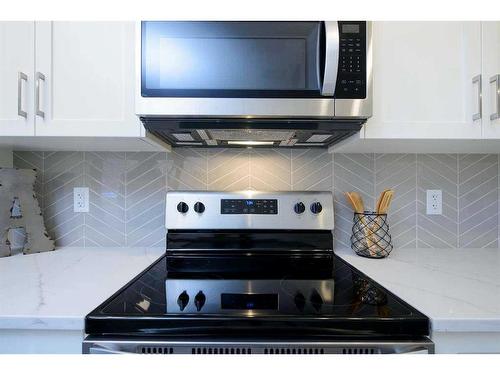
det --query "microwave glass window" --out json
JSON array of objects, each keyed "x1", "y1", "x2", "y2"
[
  {"x1": 156, "y1": 38, "x2": 306, "y2": 90},
  {"x1": 142, "y1": 22, "x2": 322, "y2": 97}
]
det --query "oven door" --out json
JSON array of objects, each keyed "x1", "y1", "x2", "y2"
[{"x1": 135, "y1": 21, "x2": 340, "y2": 117}]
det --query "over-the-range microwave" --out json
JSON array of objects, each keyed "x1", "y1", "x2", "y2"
[{"x1": 135, "y1": 21, "x2": 372, "y2": 148}]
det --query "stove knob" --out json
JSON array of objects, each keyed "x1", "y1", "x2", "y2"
[
  {"x1": 294, "y1": 292, "x2": 306, "y2": 312},
  {"x1": 194, "y1": 202, "x2": 205, "y2": 214},
  {"x1": 177, "y1": 202, "x2": 189, "y2": 214},
  {"x1": 310, "y1": 202, "x2": 323, "y2": 214},
  {"x1": 194, "y1": 291, "x2": 206, "y2": 311},
  {"x1": 177, "y1": 291, "x2": 189, "y2": 311},
  {"x1": 310, "y1": 289, "x2": 323, "y2": 312},
  {"x1": 294, "y1": 202, "x2": 305, "y2": 214}
]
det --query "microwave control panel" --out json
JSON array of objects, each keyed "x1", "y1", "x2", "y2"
[{"x1": 335, "y1": 21, "x2": 366, "y2": 99}]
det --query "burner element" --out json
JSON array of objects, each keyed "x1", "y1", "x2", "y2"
[{"x1": 177, "y1": 291, "x2": 189, "y2": 311}]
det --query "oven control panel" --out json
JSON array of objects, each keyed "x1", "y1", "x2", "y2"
[
  {"x1": 166, "y1": 191, "x2": 334, "y2": 230},
  {"x1": 221, "y1": 199, "x2": 277, "y2": 215}
]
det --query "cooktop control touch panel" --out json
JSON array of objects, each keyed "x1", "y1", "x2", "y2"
[{"x1": 221, "y1": 199, "x2": 277, "y2": 215}]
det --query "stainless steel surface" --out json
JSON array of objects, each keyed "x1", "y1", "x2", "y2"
[
  {"x1": 165, "y1": 191, "x2": 334, "y2": 230},
  {"x1": 335, "y1": 21, "x2": 373, "y2": 118},
  {"x1": 83, "y1": 337, "x2": 435, "y2": 354},
  {"x1": 135, "y1": 21, "x2": 371, "y2": 120},
  {"x1": 473, "y1": 74, "x2": 482, "y2": 121},
  {"x1": 35, "y1": 72, "x2": 45, "y2": 119},
  {"x1": 17, "y1": 72, "x2": 28, "y2": 119},
  {"x1": 490, "y1": 74, "x2": 500, "y2": 121},
  {"x1": 136, "y1": 97, "x2": 336, "y2": 118},
  {"x1": 165, "y1": 279, "x2": 334, "y2": 314},
  {"x1": 321, "y1": 21, "x2": 340, "y2": 96}
]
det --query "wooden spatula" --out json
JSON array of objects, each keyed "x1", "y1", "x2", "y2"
[
  {"x1": 344, "y1": 191, "x2": 364, "y2": 213},
  {"x1": 378, "y1": 190, "x2": 394, "y2": 214},
  {"x1": 375, "y1": 189, "x2": 390, "y2": 213}
]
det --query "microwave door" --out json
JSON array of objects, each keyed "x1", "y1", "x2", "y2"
[{"x1": 320, "y1": 21, "x2": 340, "y2": 97}]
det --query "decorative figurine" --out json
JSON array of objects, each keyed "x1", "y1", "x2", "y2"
[{"x1": 0, "y1": 168, "x2": 55, "y2": 257}]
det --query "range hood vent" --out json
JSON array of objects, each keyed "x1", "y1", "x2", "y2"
[{"x1": 141, "y1": 117, "x2": 364, "y2": 148}]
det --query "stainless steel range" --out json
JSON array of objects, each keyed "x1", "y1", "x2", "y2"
[{"x1": 83, "y1": 191, "x2": 434, "y2": 354}]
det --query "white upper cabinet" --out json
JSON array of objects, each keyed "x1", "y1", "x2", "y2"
[
  {"x1": 34, "y1": 21, "x2": 140, "y2": 137},
  {"x1": 481, "y1": 22, "x2": 500, "y2": 139},
  {"x1": 365, "y1": 22, "x2": 482, "y2": 139},
  {"x1": 0, "y1": 22, "x2": 35, "y2": 136}
]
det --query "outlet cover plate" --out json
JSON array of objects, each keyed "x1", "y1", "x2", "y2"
[
  {"x1": 426, "y1": 189, "x2": 442, "y2": 215},
  {"x1": 74, "y1": 187, "x2": 89, "y2": 213}
]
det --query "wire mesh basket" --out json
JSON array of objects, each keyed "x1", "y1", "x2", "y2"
[{"x1": 351, "y1": 212, "x2": 393, "y2": 259}]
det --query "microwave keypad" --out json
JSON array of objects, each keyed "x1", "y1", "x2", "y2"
[
  {"x1": 335, "y1": 22, "x2": 366, "y2": 99},
  {"x1": 340, "y1": 38, "x2": 362, "y2": 73}
]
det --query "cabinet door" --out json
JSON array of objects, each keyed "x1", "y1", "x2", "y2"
[
  {"x1": 35, "y1": 22, "x2": 140, "y2": 137},
  {"x1": 482, "y1": 22, "x2": 500, "y2": 139},
  {"x1": 0, "y1": 22, "x2": 35, "y2": 136},
  {"x1": 365, "y1": 22, "x2": 482, "y2": 139}
]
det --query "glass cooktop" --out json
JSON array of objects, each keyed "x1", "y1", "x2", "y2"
[{"x1": 85, "y1": 255, "x2": 429, "y2": 338}]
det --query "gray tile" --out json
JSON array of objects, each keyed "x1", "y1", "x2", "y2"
[
  {"x1": 458, "y1": 154, "x2": 498, "y2": 248},
  {"x1": 333, "y1": 153, "x2": 374, "y2": 249},
  {"x1": 125, "y1": 152, "x2": 167, "y2": 247},
  {"x1": 12, "y1": 149, "x2": 500, "y2": 250},
  {"x1": 42, "y1": 152, "x2": 85, "y2": 246},
  {"x1": 417, "y1": 154, "x2": 458, "y2": 248},
  {"x1": 208, "y1": 149, "x2": 250, "y2": 190},
  {"x1": 375, "y1": 154, "x2": 417, "y2": 249},
  {"x1": 167, "y1": 148, "x2": 207, "y2": 190},
  {"x1": 250, "y1": 149, "x2": 291, "y2": 190},
  {"x1": 292, "y1": 149, "x2": 332, "y2": 191}
]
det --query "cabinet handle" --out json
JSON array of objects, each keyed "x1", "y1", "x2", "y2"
[
  {"x1": 472, "y1": 74, "x2": 482, "y2": 121},
  {"x1": 490, "y1": 74, "x2": 500, "y2": 121},
  {"x1": 36, "y1": 72, "x2": 46, "y2": 119},
  {"x1": 17, "y1": 72, "x2": 28, "y2": 118}
]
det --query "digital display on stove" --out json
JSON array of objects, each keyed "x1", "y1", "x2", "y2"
[
  {"x1": 221, "y1": 293, "x2": 278, "y2": 310},
  {"x1": 221, "y1": 199, "x2": 277, "y2": 214}
]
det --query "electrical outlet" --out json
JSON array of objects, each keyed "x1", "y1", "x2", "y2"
[
  {"x1": 74, "y1": 187, "x2": 89, "y2": 213},
  {"x1": 426, "y1": 189, "x2": 442, "y2": 215}
]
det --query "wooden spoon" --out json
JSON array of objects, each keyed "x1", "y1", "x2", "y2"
[{"x1": 375, "y1": 189, "x2": 390, "y2": 213}]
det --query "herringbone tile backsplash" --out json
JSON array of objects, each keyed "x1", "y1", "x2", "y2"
[{"x1": 13, "y1": 150, "x2": 500, "y2": 249}]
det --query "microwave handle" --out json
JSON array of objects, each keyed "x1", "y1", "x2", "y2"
[{"x1": 320, "y1": 21, "x2": 340, "y2": 96}]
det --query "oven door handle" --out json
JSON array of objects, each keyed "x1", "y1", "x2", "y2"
[{"x1": 320, "y1": 21, "x2": 339, "y2": 96}]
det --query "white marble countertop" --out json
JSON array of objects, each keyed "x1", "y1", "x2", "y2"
[
  {"x1": 0, "y1": 247, "x2": 164, "y2": 331},
  {"x1": 2, "y1": 246, "x2": 499, "y2": 334},
  {"x1": 335, "y1": 248, "x2": 500, "y2": 333}
]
